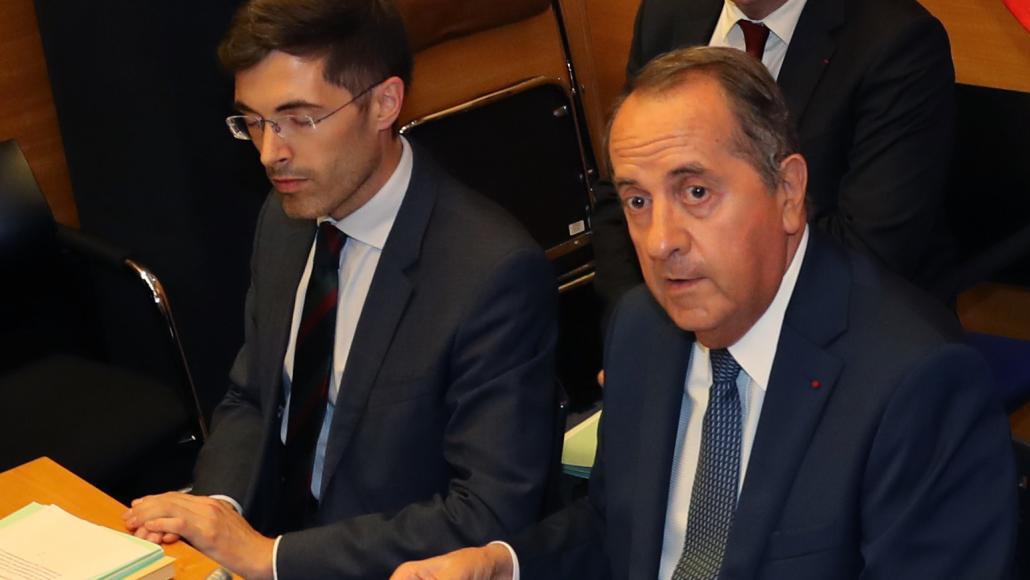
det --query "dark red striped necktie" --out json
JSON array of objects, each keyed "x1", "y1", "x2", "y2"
[
  {"x1": 738, "y1": 19, "x2": 770, "y2": 61},
  {"x1": 280, "y1": 221, "x2": 346, "y2": 531}
]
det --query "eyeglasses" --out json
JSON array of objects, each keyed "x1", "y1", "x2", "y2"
[{"x1": 225, "y1": 82, "x2": 380, "y2": 142}]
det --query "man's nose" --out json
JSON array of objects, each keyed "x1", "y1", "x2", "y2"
[
  {"x1": 258, "y1": 125, "x2": 290, "y2": 168},
  {"x1": 644, "y1": 197, "x2": 690, "y2": 260}
]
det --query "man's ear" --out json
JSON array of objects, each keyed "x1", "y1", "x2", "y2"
[
  {"x1": 777, "y1": 153, "x2": 808, "y2": 235},
  {"x1": 371, "y1": 76, "x2": 405, "y2": 131}
]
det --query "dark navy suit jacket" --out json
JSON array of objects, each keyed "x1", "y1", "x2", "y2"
[
  {"x1": 515, "y1": 232, "x2": 1015, "y2": 579},
  {"x1": 192, "y1": 147, "x2": 558, "y2": 578}
]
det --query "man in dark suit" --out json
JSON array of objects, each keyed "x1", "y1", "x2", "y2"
[
  {"x1": 594, "y1": 0, "x2": 957, "y2": 315},
  {"x1": 392, "y1": 47, "x2": 1015, "y2": 579},
  {"x1": 123, "y1": 1, "x2": 557, "y2": 578}
]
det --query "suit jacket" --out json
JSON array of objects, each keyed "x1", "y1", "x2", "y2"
[
  {"x1": 514, "y1": 231, "x2": 1016, "y2": 579},
  {"x1": 593, "y1": 0, "x2": 957, "y2": 317},
  {"x1": 192, "y1": 147, "x2": 558, "y2": 578}
]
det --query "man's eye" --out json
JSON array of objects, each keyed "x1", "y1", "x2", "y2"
[
  {"x1": 625, "y1": 196, "x2": 648, "y2": 211},
  {"x1": 285, "y1": 116, "x2": 314, "y2": 129},
  {"x1": 687, "y1": 186, "x2": 707, "y2": 200}
]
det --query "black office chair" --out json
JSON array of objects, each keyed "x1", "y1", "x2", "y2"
[
  {"x1": 935, "y1": 84, "x2": 1030, "y2": 411},
  {"x1": 0, "y1": 139, "x2": 205, "y2": 502}
]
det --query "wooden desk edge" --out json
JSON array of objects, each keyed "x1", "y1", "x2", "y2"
[{"x1": 0, "y1": 457, "x2": 221, "y2": 579}]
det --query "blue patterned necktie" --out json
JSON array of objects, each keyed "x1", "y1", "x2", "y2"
[{"x1": 673, "y1": 348, "x2": 743, "y2": 580}]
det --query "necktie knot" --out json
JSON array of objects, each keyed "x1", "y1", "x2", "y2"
[
  {"x1": 737, "y1": 19, "x2": 770, "y2": 61},
  {"x1": 314, "y1": 222, "x2": 346, "y2": 271},
  {"x1": 710, "y1": 348, "x2": 741, "y2": 385}
]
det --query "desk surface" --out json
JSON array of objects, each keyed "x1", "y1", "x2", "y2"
[{"x1": 0, "y1": 457, "x2": 222, "y2": 579}]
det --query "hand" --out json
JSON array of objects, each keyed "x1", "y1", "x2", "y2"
[
  {"x1": 391, "y1": 544, "x2": 514, "y2": 580},
  {"x1": 597, "y1": 369, "x2": 605, "y2": 387},
  {"x1": 123, "y1": 492, "x2": 275, "y2": 580},
  {"x1": 123, "y1": 501, "x2": 180, "y2": 545}
]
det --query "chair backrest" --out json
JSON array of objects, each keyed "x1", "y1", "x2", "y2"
[
  {"x1": 0, "y1": 140, "x2": 57, "y2": 272},
  {"x1": 941, "y1": 85, "x2": 1030, "y2": 294},
  {"x1": 396, "y1": 1, "x2": 597, "y2": 277},
  {"x1": 0, "y1": 138, "x2": 206, "y2": 438},
  {"x1": 395, "y1": 2, "x2": 604, "y2": 410}
]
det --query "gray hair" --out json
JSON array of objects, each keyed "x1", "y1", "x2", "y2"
[{"x1": 605, "y1": 46, "x2": 799, "y2": 190}]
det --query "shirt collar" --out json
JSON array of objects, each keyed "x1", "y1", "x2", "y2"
[
  {"x1": 320, "y1": 136, "x2": 413, "y2": 250},
  {"x1": 724, "y1": 225, "x2": 809, "y2": 391},
  {"x1": 718, "y1": 0, "x2": 808, "y2": 46}
]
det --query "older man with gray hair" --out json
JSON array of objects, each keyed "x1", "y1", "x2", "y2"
[{"x1": 392, "y1": 45, "x2": 1015, "y2": 580}]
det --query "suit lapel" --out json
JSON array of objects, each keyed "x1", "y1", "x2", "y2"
[
  {"x1": 721, "y1": 233, "x2": 850, "y2": 578},
  {"x1": 320, "y1": 146, "x2": 437, "y2": 487},
  {"x1": 777, "y1": 0, "x2": 844, "y2": 124},
  {"x1": 262, "y1": 205, "x2": 317, "y2": 421},
  {"x1": 628, "y1": 301, "x2": 695, "y2": 579},
  {"x1": 673, "y1": 0, "x2": 724, "y2": 47}
]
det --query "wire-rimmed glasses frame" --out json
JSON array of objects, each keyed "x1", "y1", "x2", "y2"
[{"x1": 225, "y1": 81, "x2": 381, "y2": 142}]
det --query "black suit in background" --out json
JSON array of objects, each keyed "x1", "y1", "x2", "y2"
[
  {"x1": 593, "y1": 0, "x2": 957, "y2": 314},
  {"x1": 192, "y1": 147, "x2": 558, "y2": 578},
  {"x1": 513, "y1": 231, "x2": 1016, "y2": 579}
]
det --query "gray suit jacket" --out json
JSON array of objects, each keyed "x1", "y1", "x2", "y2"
[
  {"x1": 515, "y1": 232, "x2": 1015, "y2": 578},
  {"x1": 193, "y1": 147, "x2": 558, "y2": 578}
]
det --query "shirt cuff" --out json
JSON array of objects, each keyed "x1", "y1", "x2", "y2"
[
  {"x1": 488, "y1": 541, "x2": 520, "y2": 580},
  {"x1": 209, "y1": 495, "x2": 244, "y2": 515},
  {"x1": 272, "y1": 535, "x2": 283, "y2": 580}
]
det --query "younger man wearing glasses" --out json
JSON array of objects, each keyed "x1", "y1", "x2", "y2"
[{"x1": 123, "y1": 1, "x2": 557, "y2": 578}]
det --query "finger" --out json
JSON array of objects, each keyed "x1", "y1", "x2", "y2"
[
  {"x1": 161, "y1": 532, "x2": 181, "y2": 544},
  {"x1": 144, "y1": 517, "x2": 190, "y2": 538},
  {"x1": 390, "y1": 564, "x2": 435, "y2": 580},
  {"x1": 130, "y1": 493, "x2": 206, "y2": 522}
]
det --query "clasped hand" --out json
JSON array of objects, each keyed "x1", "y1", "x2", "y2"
[{"x1": 122, "y1": 492, "x2": 274, "y2": 580}]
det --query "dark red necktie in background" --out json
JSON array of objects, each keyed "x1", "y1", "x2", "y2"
[{"x1": 738, "y1": 20, "x2": 770, "y2": 61}]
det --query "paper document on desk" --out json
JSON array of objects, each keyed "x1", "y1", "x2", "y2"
[
  {"x1": 0, "y1": 502, "x2": 172, "y2": 579},
  {"x1": 561, "y1": 409, "x2": 601, "y2": 478}
]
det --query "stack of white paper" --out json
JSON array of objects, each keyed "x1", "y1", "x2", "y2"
[{"x1": 0, "y1": 502, "x2": 171, "y2": 579}]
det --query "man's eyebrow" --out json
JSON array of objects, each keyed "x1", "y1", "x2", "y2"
[
  {"x1": 612, "y1": 162, "x2": 706, "y2": 190},
  {"x1": 613, "y1": 177, "x2": 638, "y2": 190},
  {"x1": 232, "y1": 99, "x2": 323, "y2": 114},
  {"x1": 669, "y1": 163, "x2": 705, "y2": 178}
]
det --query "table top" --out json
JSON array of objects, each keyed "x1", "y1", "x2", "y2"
[{"x1": 0, "y1": 457, "x2": 222, "y2": 579}]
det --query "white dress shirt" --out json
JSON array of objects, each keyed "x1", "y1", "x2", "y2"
[
  {"x1": 270, "y1": 137, "x2": 412, "y2": 579},
  {"x1": 656, "y1": 227, "x2": 808, "y2": 578},
  {"x1": 708, "y1": 0, "x2": 809, "y2": 79},
  {"x1": 280, "y1": 136, "x2": 413, "y2": 498},
  {"x1": 503, "y1": 229, "x2": 810, "y2": 580}
]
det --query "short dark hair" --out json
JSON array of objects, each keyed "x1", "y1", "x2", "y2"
[
  {"x1": 606, "y1": 46, "x2": 799, "y2": 189},
  {"x1": 219, "y1": 0, "x2": 412, "y2": 104}
]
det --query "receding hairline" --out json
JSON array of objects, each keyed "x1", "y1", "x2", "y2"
[{"x1": 607, "y1": 70, "x2": 766, "y2": 183}]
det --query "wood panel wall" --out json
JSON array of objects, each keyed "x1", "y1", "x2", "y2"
[
  {"x1": 559, "y1": 0, "x2": 1030, "y2": 169},
  {"x1": 558, "y1": 0, "x2": 639, "y2": 172},
  {"x1": 2, "y1": 0, "x2": 77, "y2": 225},
  {"x1": 400, "y1": 7, "x2": 572, "y2": 126},
  {"x1": 920, "y1": 0, "x2": 1030, "y2": 92}
]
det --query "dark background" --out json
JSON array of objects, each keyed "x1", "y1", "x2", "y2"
[{"x1": 34, "y1": 1, "x2": 270, "y2": 417}]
